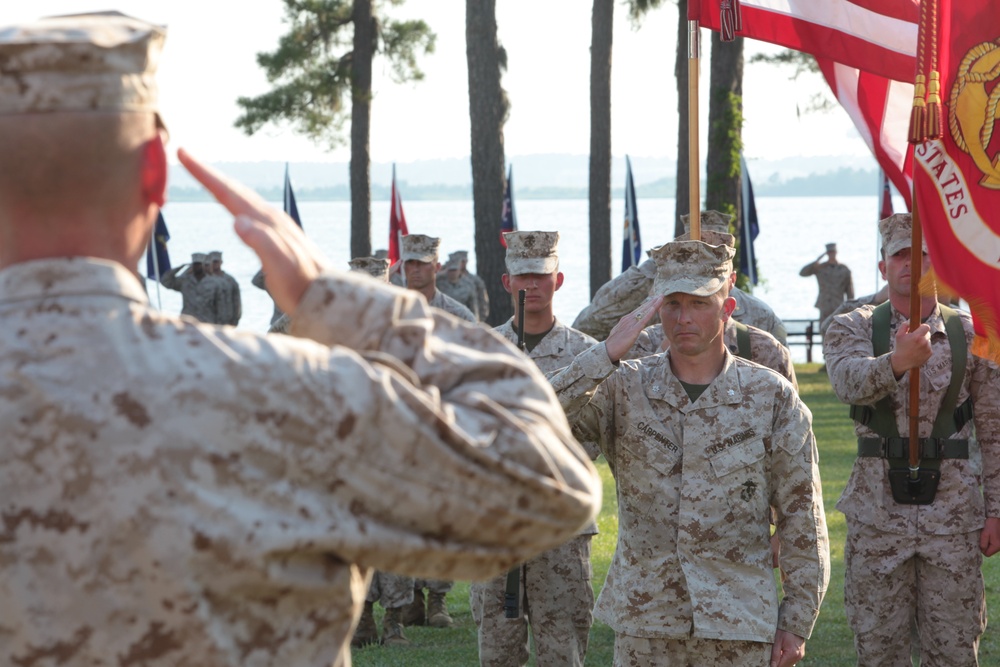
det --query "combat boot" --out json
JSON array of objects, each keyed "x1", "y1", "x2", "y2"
[
  {"x1": 400, "y1": 587, "x2": 426, "y2": 626},
  {"x1": 427, "y1": 591, "x2": 454, "y2": 628},
  {"x1": 350, "y1": 601, "x2": 379, "y2": 648},
  {"x1": 381, "y1": 606, "x2": 410, "y2": 646}
]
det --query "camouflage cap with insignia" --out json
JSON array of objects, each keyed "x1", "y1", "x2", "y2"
[
  {"x1": 453, "y1": 250, "x2": 469, "y2": 262},
  {"x1": 191, "y1": 252, "x2": 207, "y2": 264},
  {"x1": 651, "y1": 240, "x2": 735, "y2": 297},
  {"x1": 0, "y1": 12, "x2": 166, "y2": 122},
  {"x1": 348, "y1": 256, "x2": 391, "y2": 282},
  {"x1": 504, "y1": 231, "x2": 559, "y2": 275},
  {"x1": 400, "y1": 234, "x2": 440, "y2": 263},
  {"x1": 208, "y1": 251, "x2": 222, "y2": 262},
  {"x1": 678, "y1": 210, "x2": 736, "y2": 247},
  {"x1": 880, "y1": 213, "x2": 927, "y2": 256}
]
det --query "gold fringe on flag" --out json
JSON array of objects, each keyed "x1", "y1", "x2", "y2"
[{"x1": 923, "y1": 267, "x2": 1000, "y2": 362}]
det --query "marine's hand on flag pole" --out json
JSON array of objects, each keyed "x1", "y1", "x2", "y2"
[{"x1": 177, "y1": 148, "x2": 330, "y2": 317}]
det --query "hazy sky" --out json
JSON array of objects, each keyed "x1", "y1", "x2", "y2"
[{"x1": 9, "y1": 1, "x2": 873, "y2": 166}]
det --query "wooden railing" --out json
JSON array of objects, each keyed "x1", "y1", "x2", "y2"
[{"x1": 783, "y1": 319, "x2": 821, "y2": 362}]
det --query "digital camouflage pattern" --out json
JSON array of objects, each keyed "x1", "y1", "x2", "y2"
[
  {"x1": 819, "y1": 290, "x2": 885, "y2": 335},
  {"x1": 471, "y1": 318, "x2": 599, "y2": 666},
  {"x1": 626, "y1": 321, "x2": 797, "y2": 391},
  {"x1": 160, "y1": 263, "x2": 222, "y2": 323},
  {"x1": 570, "y1": 257, "x2": 786, "y2": 345},
  {"x1": 213, "y1": 271, "x2": 242, "y2": 326},
  {"x1": 612, "y1": 634, "x2": 772, "y2": 667},
  {"x1": 470, "y1": 271, "x2": 490, "y2": 321},
  {"x1": 366, "y1": 572, "x2": 414, "y2": 608},
  {"x1": 824, "y1": 304, "x2": 1000, "y2": 533},
  {"x1": 824, "y1": 303, "x2": 1000, "y2": 663},
  {"x1": 549, "y1": 344, "x2": 829, "y2": 643},
  {"x1": 428, "y1": 289, "x2": 477, "y2": 322},
  {"x1": 799, "y1": 262, "x2": 854, "y2": 325},
  {"x1": 252, "y1": 268, "x2": 284, "y2": 326},
  {"x1": 436, "y1": 272, "x2": 480, "y2": 319},
  {"x1": 0, "y1": 258, "x2": 600, "y2": 667}
]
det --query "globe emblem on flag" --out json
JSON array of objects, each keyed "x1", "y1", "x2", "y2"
[{"x1": 949, "y1": 39, "x2": 1000, "y2": 189}]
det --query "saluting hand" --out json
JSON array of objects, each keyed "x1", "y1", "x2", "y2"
[
  {"x1": 889, "y1": 322, "x2": 932, "y2": 379},
  {"x1": 604, "y1": 296, "x2": 664, "y2": 363},
  {"x1": 177, "y1": 148, "x2": 330, "y2": 318}
]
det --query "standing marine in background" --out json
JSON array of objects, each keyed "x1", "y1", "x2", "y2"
[
  {"x1": 572, "y1": 211, "x2": 787, "y2": 345},
  {"x1": 160, "y1": 251, "x2": 221, "y2": 323},
  {"x1": 208, "y1": 250, "x2": 241, "y2": 326},
  {"x1": 455, "y1": 249, "x2": 490, "y2": 322},
  {"x1": 436, "y1": 252, "x2": 480, "y2": 318},
  {"x1": 401, "y1": 234, "x2": 476, "y2": 322},
  {"x1": 800, "y1": 242, "x2": 854, "y2": 326},
  {"x1": 470, "y1": 231, "x2": 599, "y2": 667},
  {"x1": 823, "y1": 213, "x2": 1000, "y2": 665}
]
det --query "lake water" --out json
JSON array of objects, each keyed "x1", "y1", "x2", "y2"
[{"x1": 154, "y1": 194, "x2": 904, "y2": 362}]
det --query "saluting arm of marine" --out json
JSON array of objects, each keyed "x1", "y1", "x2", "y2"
[
  {"x1": 159, "y1": 263, "x2": 186, "y2": 289},
  {"x1": 179, "y1": 149, "x2": 602, "y2": 578}
]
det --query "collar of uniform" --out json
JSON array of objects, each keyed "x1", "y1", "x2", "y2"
[
  {"x1": 0, "y1": 257, "x2": 150, "y2": 306},
  {"x1": 655, "y1": 348, "x2": 743, "y2": 411},
  {"x1": 889, "y1": 301, "x2": 947, "y2": 337}
]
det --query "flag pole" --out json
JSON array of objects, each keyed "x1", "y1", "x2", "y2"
[
  {"x1": 688, "y1": 20, "x2": 701, "y2": 240},
  {"x1": 149, "y1": 220, "x2": 162, "y2": 310},
  {"x1": 907, "y1": 195, "x2": 924, "y2": 480}
]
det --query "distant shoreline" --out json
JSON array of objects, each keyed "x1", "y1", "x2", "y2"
[{"x1": 169, "y1": 166, "x2": 888, "y2": 202}]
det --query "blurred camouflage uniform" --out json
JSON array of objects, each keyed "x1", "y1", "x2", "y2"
[
  {"x1": 437, "y1": 254, "x2": 481, "y2": 319},
  {"x1": 0, "y1": 14, "x2": 601, "y2": 667},
  {"x1": 572, "y1": 212, "x2": 787, "y2": 345},
  {"x1": 627, "y1": 320, "x2": 797, "y2": 391},
  {"x1": 252, "y1": 268, "x2": 284, "y2": 326},
  {"x1": 160, "y1": 252, "x2": 222, "y2": 323},
  {"x1": 819, "y1": 286, "x2": 889, "y2": 335},
  {"x1": 799, "y1": 243, "x2": 854, "y2": 325},
  {"x1": 470, "y1": 231, "x2": 599, "y2": 665},
  {"x1": 550, "y1": 240, "x2": 829, "y2": 664},
  {"x1": 207, "y1": 251, "x2": 241, "y2": 326},
  {"x1": 456, "y1": 250, "x2": 490, "y2": 322},
  {"x1": 823, "y1": 213, "x2": 1000, "y2": 665}
]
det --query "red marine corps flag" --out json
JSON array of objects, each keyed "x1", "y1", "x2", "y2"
[{"x1": 912, "y1": 1, "x2": 1000, "y2": 357}]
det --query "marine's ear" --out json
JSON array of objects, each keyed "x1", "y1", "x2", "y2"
[{"x1": 140, "y1": 131, "x2": 168, "y2": 207}]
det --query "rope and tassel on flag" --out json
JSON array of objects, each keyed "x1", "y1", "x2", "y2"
[
  {"x1": 621, "y1": 156, "x2": 642, "y2": 273},
  {"x1": 911, "y1": 0, "x2": 1000, "y2": 361},
  {"x1": 500, "y1": 165, "x2": 518, "y2": 247}
]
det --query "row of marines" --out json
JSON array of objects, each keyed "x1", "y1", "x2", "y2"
[{"x1": 1, "y1": 11, "x2": 996, "y2": 667}]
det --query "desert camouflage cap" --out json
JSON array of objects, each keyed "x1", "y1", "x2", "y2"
[
  {"x1": 0, "y1": 12, "x2": 165, "y2": 118},
  {"x1": 400, "y1": 234, "x2": 440, "y2": 263},
  {"x1": 453, "y1": 250, "x2": 469, "y2": 261},
  {"x1": 444, "y1": 257, "x2": 461, "y2": 271},
  {"x1": 880, "y1": 213, "x2": 927, "y2": 256},
  {"x1": 504, "y1": 231, "x2": 559, "y2": 275},
  {"x1": 681, "y1": 210, "x2": 734, "y2": 235},
  {"x1": 373, "y1": 249, "x2": 388, "y2": 260},
  {"x1": 673, "y1": 229, "x2": 735, "y2": 248},
  {"x1": 651, "y1": 240, "x2": 734, "y2": 297},
  {"x1": 208, "y1": 251, "x2": 222, "y2": 262},
  {"x1": 826, "y1": 242, "x2": 837, "y2": 252},
  {"x1": 348, "y1": 256, "x2": 391, "y2": 282},
  {"x1": 191, "y1": 252, "x2": 207, "y2": 264}
]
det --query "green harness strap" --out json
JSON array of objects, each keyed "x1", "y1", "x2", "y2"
[
  {"x1": 850, "y1": 302, "x2": 971, "y2": 459},
  {"x1": 733, "y1": 320, "x2": 752, "y2": 360}
]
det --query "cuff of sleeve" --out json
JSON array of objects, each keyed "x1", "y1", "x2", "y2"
[
  {"x1": 290, "y1": 272, "x2": 411, "y2": 350},
  {"x1": 777, "y1": 602, "x2": 820, "y2": 640},
  {"x1": 874, "y1": 351, "x2": 900, "y2": 393},
  {"x1": 576, "y1": 342, "x2": 618, "y2": 380}
]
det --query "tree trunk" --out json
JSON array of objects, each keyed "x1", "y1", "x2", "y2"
[
  {"x1": 588, "y1": 0, "x2": 613, "y2": 297},
  {"x1": 674, "y1": 0, "x2": 690, "y2": 236},
  {"x1": 350, "y1": 0, "x2": 374, "y2": 258},
  {"x1": 704, "y1": 33, "x2": 743, "y2": 227},
  {"x1": 466, "y1": 0, "x2": 510, "y2": 326}
]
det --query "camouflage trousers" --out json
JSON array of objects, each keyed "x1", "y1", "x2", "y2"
[
  {"x1": 612, "y1": 635, "x2": 771, "y2": 667},
  {"x1": 470, "y1": 534, "x2": 593, "y2": 667},
  {"x1": 365, "y1": 571, "x2": 414, "y2": 609},
  {"x1": 844, "y1": 521, "x2": 986, "y2": 666}
]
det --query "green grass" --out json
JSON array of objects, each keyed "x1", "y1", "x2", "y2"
[{"x1": 354, "y1": 363, "x2": 1000, "y2": 665}]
